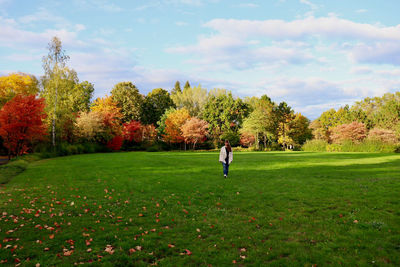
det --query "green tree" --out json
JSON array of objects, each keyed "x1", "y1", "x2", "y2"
[
  {"x1": 41, "y1": 37, "x2": 94, "y2": 145},
  {"x1": 276, "y1": 102, "x2": 295, "y2": 149},
  {"x1": 171, "y1": 81, "x2": 182, "y2": 95},
  {"x1": 70, "y1": 81, "x2": 94, "y2": 113},
  {"x1": 41, "y1": 36, "x2": 70, "y2": 147},
  {"x1": 141, "y1": 88, "x2": 175, "y2": 125},
  {"x1": 184, "y1": 81, "x2": 190, "y2": 90},
  {"x1": 288, "y1": 113, "x2": 312, "y2": 145},
  {"x1": 111, "y1": 82, "x2": 143, "y2": 122},
  {"x1": 241, "y1": 97, "x2": 277, "y2": 149},
  {"x1": 202, "y1": 91, "x2": 249, "y2": 147},
  {"x1": 171, "y1": 85, "x2": 208, "y2": 117}
]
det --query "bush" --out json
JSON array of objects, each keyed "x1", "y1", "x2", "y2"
[
  {"x1": 367, "y1": 128, "x2": 398, "y2": 144},
  {"x1": 302, "y1": 139, "x2": 328, "y2": 152},
  {"x1": 303, "y1": 139, "x2": 398, "y2": 153},
  {"x1": 331, "y1": 122, "x2": 367, "y2": 144}
]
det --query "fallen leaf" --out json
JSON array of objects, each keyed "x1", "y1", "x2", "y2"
[
  {"x1": 168, "y1": 244, "x2": 175, "y2": 248},
  {"x1": 64, "y1": 250, "x2": 73, "y2": 256},
  {"x1": 105, "y1": 245, "x2": 114, "y2": 254}
]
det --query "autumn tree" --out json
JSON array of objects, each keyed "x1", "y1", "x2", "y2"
[
  {"x1": 163, "y1": 108, "x2": 190, "y2": 145},
  {"x1": 331, "y1": 121, "x2": 367, "y2": 144},
  {"x1": 122, "y1": 121, "x2": 142, "y2": 143},
  {"x1": 240, "y1": 133, "x2": 255, "y2": 147},
  {"x1": 111, "y1": 82, "x2": 143, "y2": 122},
  {"x1": 157, "y1": 107, "x2": 176, "y2": 137},
  {"x1": 41, "y1": 37, "x2": 94, "y2": 146},
  {"x1": 171, "y1": 85, "x2": 208, "y2": 117},
  {"x1": 181, "y1": 117, "x2": 208, "y2": 150},
  {"x1": 367, "y1": 128, "x2": 398, "y2": 144},
  {"x1": 0, "y1": 95, "x2": 47, "y2": 159},
  {"x1": 141, "y1": 88, "x2": 175, "y2": 125},
  {"x1": 0, "y1": 73, "x2": 39, "y2": 107},
  {"x1": 141, "y1": 124, "x2": 157, "y2": 144},
  {"x1": 91, "y1": 96, "x2": 123, "y2": 142},
  {"x1": 74, "y1": 111, "x2": 104, "y2": 141}
]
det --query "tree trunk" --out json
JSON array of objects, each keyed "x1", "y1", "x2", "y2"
[
  {"x1": 256, "y1": 131, "x2": 259, "y2": 150},
  {"x1": 263, "y1": 135, "x2": 267, "y2": 149},
  {"x1": 52, "y1": 81, "x2": 58, "y2": 148},
  {"x1": 193, "y1": 141, "x2": 197, "y2": 150}
]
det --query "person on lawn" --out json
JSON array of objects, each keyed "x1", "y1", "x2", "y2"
[{"x1": 219, "y1": 140, "x2": 233, "y2": 178}]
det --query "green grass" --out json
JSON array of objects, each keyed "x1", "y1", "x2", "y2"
[{"x1": 1, "y1": 151, "x2": 400, "y2": 266}]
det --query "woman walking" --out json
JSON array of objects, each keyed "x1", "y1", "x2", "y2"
[{"x1": 219, "y1": 140, "x2": 233, "y2": 178}]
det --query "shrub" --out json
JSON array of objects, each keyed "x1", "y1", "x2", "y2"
[
  {"x1": 302, "y1": 139, "x2": 328, "y2": 152},
  {"x1": 367, "y1": 128, "x2": 399, "y2": 144},
  {"x1": 107, "y1": 136, "x2": 123, "y2": 151},
  {"x1": 331, "y1": 122, "x2": 367, "y2": 144}
]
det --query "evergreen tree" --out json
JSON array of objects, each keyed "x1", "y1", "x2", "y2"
[
  {"x1": 184, "y1": 81, "x2": 190, "y2": 90},
  {"x1": 171, "y1": 81, "x2": 182, "y2": 95}
]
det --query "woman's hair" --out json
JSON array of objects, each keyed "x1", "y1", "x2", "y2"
[{"x1": 225, "y1": 140, "x2": 232, "y2": 152}]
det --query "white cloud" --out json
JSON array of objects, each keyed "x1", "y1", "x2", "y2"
[
  {"x1": 299, "y1": 0, "x2": 317, "y2": 10},
  {"x1": 203, "y1": 17, "x2": 400, "y2": 41},
  {"x1": 175, "y1": 21, "x2": 188, "y2": 26},
  {"x1": 166, "y1": 34, "x2": 316, "y2": 70},
  {"x1": 350, "y1": 66, "x2": 373, "y2": 75},
  {"x1": 18, "y1": 7, "x2": 69, "y2": 26},
  {"x1": 351, "y1": 42, "x2": 400, "y2": 65},
  {"x1": 235, "y1": 3, "x2": 259, "y2": 8},
  {"x1": 75, "y1": 24, "x2": 86, "y2": 31},
  {"x1": 356, "y1": 9, "x2": 367, "y2": 13}
]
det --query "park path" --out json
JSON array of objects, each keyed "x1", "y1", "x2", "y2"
[{"x1": 0, "y1": 156, "x2": 8, "y2": 165}]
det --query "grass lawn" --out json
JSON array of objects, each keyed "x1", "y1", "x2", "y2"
[{"x1": 1, "y1": 151, "x2": 400, "y2": 266}]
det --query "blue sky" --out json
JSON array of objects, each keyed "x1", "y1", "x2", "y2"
[{"x1": 1, "y1": 0, "x2": 400, "y2": 118}]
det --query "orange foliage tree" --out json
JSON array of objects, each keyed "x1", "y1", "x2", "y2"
[
  {"x1": 91, "y1": 96, "x2": 123, "y2": 142},
  {"x1": 0, "y1": 95, "x2": 46, "y2": 158},
  {"x1": 181, "y1": 117, "x2": 208, "y2": 149},
  {"x1": 331, "y1": 121, "x2": 367, "y2": 144},
  {"x1": 0, "y1": 73, "x2": 39, "y2": 107},
  {"x1": 240, "y1": 132, "x2": 255, "y2": 147},
  {"x1": 141, "y1": 124, "x2": 157, "y2": 144},
  {"x1": 163, "y1": 108, "x2": 190, "y2": 144}
]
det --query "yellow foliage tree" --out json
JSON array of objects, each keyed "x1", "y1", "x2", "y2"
[
  {"x1": 163, "y1": 108, "x2": 190, "y2": 144},
  {"x1": 0, "y1": 73, "x2": 39, "y2": 107}
]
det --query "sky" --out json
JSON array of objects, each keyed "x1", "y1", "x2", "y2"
[{"x1": 1, "y1": 0, "x2": 400, "y2": 119}]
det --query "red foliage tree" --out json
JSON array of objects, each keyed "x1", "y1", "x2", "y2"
[
  {"x1": 0, "y1": 94, "x2": 47, "y2": 158},
  {"x1": 331, "y1": 121, "x2": 367, "y2": 144},
  {"x1": 123, "y1": 121, "x2": 142, "y2": 142},
  {"x1": 107, "y1": 135, "x2": 123, "y2": 151}
]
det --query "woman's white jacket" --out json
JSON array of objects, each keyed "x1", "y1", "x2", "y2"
[{"x1": 219, "y1": 146, "x2": 233, "y2": 164}]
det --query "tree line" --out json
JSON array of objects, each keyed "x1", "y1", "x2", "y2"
[{"x1": 0, "y1": 37, "x2": 399, "y2": 158}]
